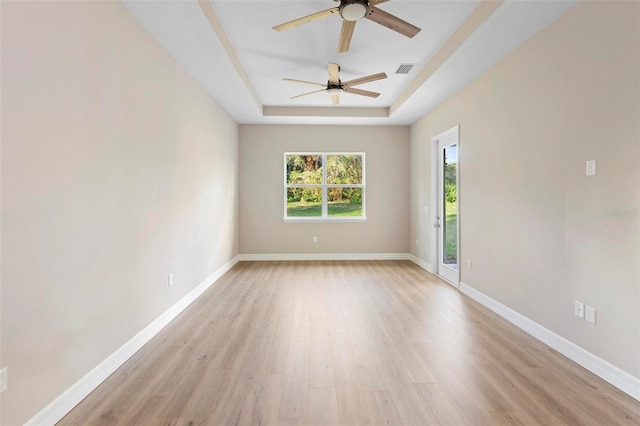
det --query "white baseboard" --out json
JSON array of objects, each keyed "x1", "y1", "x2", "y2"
[
  {"x1": 407, "y1": 254, "x2": 433, "y2": 273},
  {"x1": 460, "y1": 282, "x2": 640, "y2": 401},
  {"x1": 237, "y1": 253, "x2": 410, "y2": 261},
  {"x1": 25, "y1": 256, "x2": 240, "y2": 426},
  {"x1": 236, "y1": 253, "x2": 433, "y2": 273}
]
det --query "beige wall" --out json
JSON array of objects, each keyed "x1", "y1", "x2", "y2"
[
  {"x1": 1, "y1": 2, "x2": 238, "y2": 424},
  {"x1": 410, "y1": 1, "x2": 639, "y2": 376},
  {"x1": 239, "y1": 125, "x2": 409, "y2": 255}
]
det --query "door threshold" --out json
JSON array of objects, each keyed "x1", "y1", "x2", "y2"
[{"x1": 437, "y1": 274, "x2": 460, "y2": 290}]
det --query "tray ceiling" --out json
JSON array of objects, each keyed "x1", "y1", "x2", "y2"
[{"x1": 121, "y1": 0, "x2": 577, "y2": 125}]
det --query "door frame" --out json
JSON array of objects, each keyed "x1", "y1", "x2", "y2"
[{"x1": 430, "y1": 125, "x2": 460, "y2": 288}]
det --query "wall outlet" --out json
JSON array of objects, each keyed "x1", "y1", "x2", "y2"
[
  {"x1": 168, "y1": 273, "x2": 174, "y2": 287},
  {"x1": 467, "y1": 259, "x2": 472, "y2": 270},
  {"x1": 586, "y1": 306, "x2": 597, "y2": 324},
  {"x1": 313, "y1": 236, "x2": 318, "y2": 243},
  {"x1": 574, "y1": 301, "x2": 584, "y2": 318},
  {"x1": 416, "y1": 239, "x2": 419, "y2": 247},
  {"x1": 0, "y1": 367, "x2": 7, "y2": 393},
  {"x1": 586, "y1": 160, "x2": 597, "y2": 176}
]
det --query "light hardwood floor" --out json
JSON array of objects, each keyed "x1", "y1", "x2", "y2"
[{"x1": 60, "y1": 261, "x2": 640, "y2": 425}]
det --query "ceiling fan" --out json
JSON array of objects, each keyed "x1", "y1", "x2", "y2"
[
  {"x1": 273, "y1": 0, "x2": 421, "y2": 53},
  {"x1": 284, "y1": 63, "x2": 387, "y2": 105}
]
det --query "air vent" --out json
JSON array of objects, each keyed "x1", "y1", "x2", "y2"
[{"x1": 395, "y1": 64, "x2": 415, "y2": 74}]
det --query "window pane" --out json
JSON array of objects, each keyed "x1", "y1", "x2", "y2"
[
  {"x1": 326, "y1": 155, "x2": 362, "y2": 185},
  {"x1": 287, "y1": 188, "x2": 322, "y2": 217},
  {"x1": 327, "y1": 187, "x2": 362, "y2": 217},
  {"x1": 443, "y1": 145, "x2": 457, "y2": 266},
  {"x1": 286, "y1": 155, "x2": 323, "y2": 185}
]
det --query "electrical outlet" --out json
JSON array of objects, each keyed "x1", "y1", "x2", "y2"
[
  {"x1": 575, "y1": 301, "x2": 584, "y2": 318},
  {"x1": 416, "y1": 239, "x2": 419, "y2": 247},
  {"x1": 313, "y1": 236, "x2": 318, "y2": 243},
  {"x1": 168, "y1": 273, "x2": 174, "y2": 287},
  {"x1": 467, "y1": 259, "x2": 472, "y2": 270},
  {"x1": 586, "y1": 160, "x2": 597, "y2": 176},
  {"x1": 586, "y1": 306, "x2": 597, "y2": 324},
  {"x1": 0, "y1": 367, "x2": 7, "y2": 393}
]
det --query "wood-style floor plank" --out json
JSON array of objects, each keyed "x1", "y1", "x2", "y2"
[
  {"x1": 308, "y1": 387, "x2": 340, "y2": 426},
  {"x1": 59, "y1": 261, "x2": 640, "y2": 425},
  {"x1": 363, "y1": 390, "x2": 404, "y2": 425},
  {"x1": 279, "y1": 326, "x2": 310, "y2": 418}
]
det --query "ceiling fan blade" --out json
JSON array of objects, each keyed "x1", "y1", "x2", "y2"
[
  {"x1": 344, "y1": 87, "x2": 380, "y2": 98},
  {"x1": 337, "y1": 20, "x2": 356, "y2": 53},
  {"x1": 328, "y1": 63, "x2": 340, "y2": 85},
  {"x1": 343, "y1": 72, "x2": 387, "y2": 88},
  {"x1": 283, "y1": 78, "x2": 326, "y2": 88},
  {"x1": 366, "y1": 6, "x2": 421, "y2": 38},
  {"x1": 290, "y1": 89, "x2": 327, "y2": 100},
  {"x1": 331, "y1": 95, "x2": 340, "y2": 105},
  {"x1": 273, "y1": 7, "x2": 339, "y2": 32}
]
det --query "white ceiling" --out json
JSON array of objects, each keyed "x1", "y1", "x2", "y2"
[{"x1": 121, "y1": 0, "x2": 577, "y2": 125}]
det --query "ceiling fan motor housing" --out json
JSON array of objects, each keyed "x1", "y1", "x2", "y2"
[
  {"x1": 326, "y1": 84, "x2": 344, "y2": 94},
  {"x1": 339, "y1": 0, "x2": 369, "y2": 21}
]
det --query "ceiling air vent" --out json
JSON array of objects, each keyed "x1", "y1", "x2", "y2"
[{"x1": 395, "y1": 64, "x2": 415, "y2": 75}]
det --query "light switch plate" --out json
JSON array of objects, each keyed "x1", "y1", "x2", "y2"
[{"x1": 586, "y1": 306, "x2": 596, "y2": 324}]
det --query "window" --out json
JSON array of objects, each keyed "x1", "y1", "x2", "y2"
[{"x1": 284, "y1": 152, "x2": 365, "y2": 221}]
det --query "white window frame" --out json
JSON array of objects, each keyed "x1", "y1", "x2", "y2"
[{"x1": 284, "y1": 152, "x2": 366, "y2": 222}]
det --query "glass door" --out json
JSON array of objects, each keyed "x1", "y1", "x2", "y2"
[{"x1": 433, "y1": 127, "x2": 459, "y2": 286}]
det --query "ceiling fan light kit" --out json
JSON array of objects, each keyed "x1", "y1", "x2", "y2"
[{"x1": 339, "y1": 1, "x2": 369, "y2": 21}]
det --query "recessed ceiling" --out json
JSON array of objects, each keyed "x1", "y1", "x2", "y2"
[{"x1": 121, "y1": 0, "x2": 577, "y2": 125}]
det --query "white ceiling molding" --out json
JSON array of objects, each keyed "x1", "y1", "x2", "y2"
[
  {"x1": 263, "y1": 106, "x2": 389, "y2": 118},
  {"x1": 390, "y1": 0, "x2": 504, "y2": 116},
  {"x1": 196, "y1": 0, "x2": 262, "y2": 115}
]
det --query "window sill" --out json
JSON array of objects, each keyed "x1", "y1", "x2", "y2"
[{"x1": 283, "y1": 217, "x2": 367, "y2": 223}]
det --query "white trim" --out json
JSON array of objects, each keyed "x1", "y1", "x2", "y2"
[
  {"x1": 459, "y1": 282, "x2": 640, "y2": 401},
  {"x1": 436, "y1": 273, "x2": 459, "y2": 289},
  {"x1": 25, "y1": 256, "x2": 240, "y2": 426},
  {"x1": 432, "y1": 125, "x2": 459, "y2": 143},
  {"x1": 407, "y1": 254, "x2": 433, "y2": 273},
  {"x1": 237, "y1": 253, "x2": 409, "y2": 262},
  {"x1": 430, "y1": 137, "x2": 439, "y2": 272},
  {"x1": 283, "y1": 217, "x2": 367, "y2": 223}
]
